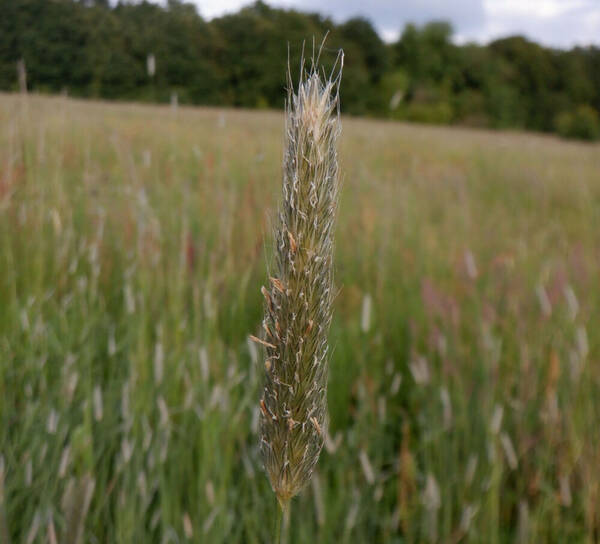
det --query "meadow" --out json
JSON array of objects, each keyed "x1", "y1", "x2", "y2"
[{"x1": 0, "y1": 93, "x2": 599, "y2": 543}]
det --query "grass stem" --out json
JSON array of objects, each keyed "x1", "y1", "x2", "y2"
[{"x1": 274, "y1": 498, "x2": 291, "y2": 544}]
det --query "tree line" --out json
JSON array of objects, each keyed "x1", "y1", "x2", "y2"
[{"x1": 1, "y1": 0, "x2": 599, "y2": 140}]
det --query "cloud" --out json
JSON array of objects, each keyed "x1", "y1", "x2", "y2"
[
  {"x1": 275, "y1": 0, "x2": 486, "y2": 40},
  {"x1": 193, "y1": 0, "x2": 246, "y2": 18},
  {"x1": 190, "y1": 0, "x2": 600, "y2": 47},
  {"x1": 192, "y1": 0, "x2": 485, "y2": 38},
  {"x1": 473, "y1": 0, "x2": 600, "y2": 47}
]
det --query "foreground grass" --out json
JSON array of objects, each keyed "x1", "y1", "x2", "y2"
[{"x1": 1, "y1": 93, "x2": 599, "y2": 543}]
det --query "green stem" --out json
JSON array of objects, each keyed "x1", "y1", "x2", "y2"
[
  {"x1": 275, "y1": 499, "x2": 291, "y2": 544},
  {"x1": 275, "y1": 503, "x2": 283, "y2": 544},
  {"x1": 282, "y1": 501, "x2": 290, "y2": 544}
]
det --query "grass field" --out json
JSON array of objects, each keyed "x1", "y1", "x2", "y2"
[{"x1": 1, "y1": 93, "x2": 599, "y2": 543}]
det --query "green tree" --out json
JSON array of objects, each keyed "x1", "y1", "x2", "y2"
[{"x1": 0, "y1": 0, "x2": 599, "y2": 139}]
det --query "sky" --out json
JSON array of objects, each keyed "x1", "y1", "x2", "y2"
[{"x1": 185, "y1": 0, "x2": 600, "y2": 48}]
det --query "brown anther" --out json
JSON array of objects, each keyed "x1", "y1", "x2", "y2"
[
  {"x1": 260, "y1": 398, "x2": 278, "y2": 421},
  {"x1": 265, "y1": 359, "x2": 272, "y2": 372},
  {"x1": 269, "y1": 277, "x2": 286, "y2": 294},
  {"x1": 288, "y1": 418, "x2": 297, "y2": 431},
  {"x1": 305, "y1": 319, "x2": 314, "y2": 335},
  {"x1": 287, "y1": 230, "x2": 297, "y2": 253},
  {"x1": 310, "y1": 416, "x2": 322, "y2": 436},
  {"x1": 262, "y1": 322, "x2": 274, "y2": 339},
  {"x1": 261, "y1": 286, "x2": 273, "y2": 312},
  {"x1": 249, "y1": 334, "x2": 276, "y2": 350}
]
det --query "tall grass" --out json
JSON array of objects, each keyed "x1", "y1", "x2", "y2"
[
  {"x1": 0, "y1": 92, "x2": 599, "y2": 542},
  {"x1": 256, "y1": 54, "x2": 342, "y2": 512}
]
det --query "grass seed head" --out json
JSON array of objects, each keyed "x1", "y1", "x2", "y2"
[{"x1": 257, "y1": 48, "x2": 342, "y2": 505}]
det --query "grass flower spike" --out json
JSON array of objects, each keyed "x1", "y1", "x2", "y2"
[{"x1": 256, "y1": 51, "x2": 343, "y2": 508}]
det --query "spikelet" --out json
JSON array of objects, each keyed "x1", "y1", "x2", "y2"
[{"x1": 254, "y1": 49, "x2": 343, "y2": 506}]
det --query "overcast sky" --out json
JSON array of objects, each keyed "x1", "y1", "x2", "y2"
[{"x1": 185, "y1": 0, "x2": 600, "y2": 48}]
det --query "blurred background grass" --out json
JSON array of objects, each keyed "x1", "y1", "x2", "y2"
[{"x1": 1, "y1": 93, "x2": 599, "y2": 542}]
